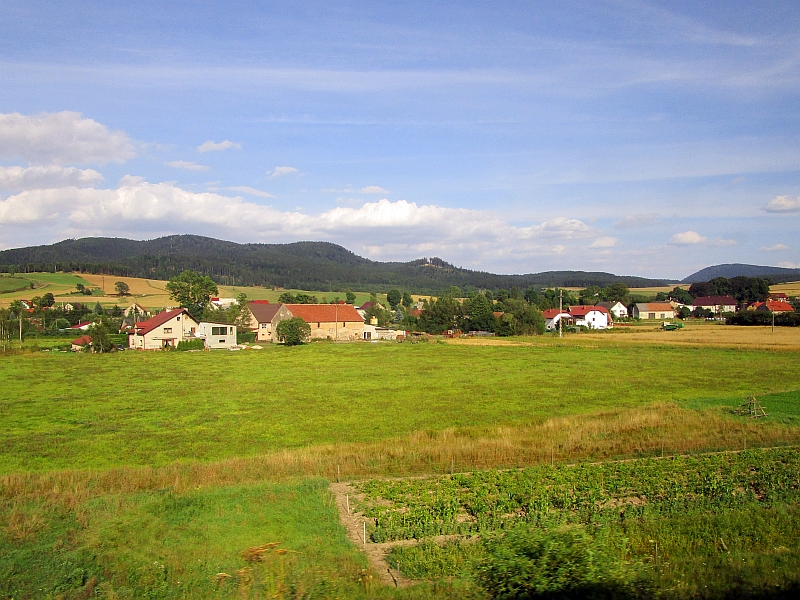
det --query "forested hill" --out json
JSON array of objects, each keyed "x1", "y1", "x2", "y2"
[
  {"x1": 682, "y1": 263, "x2": 800, "y2": 284},
  {"x1": 0, "y1": 235, "x2": 673, "y2": 293}
]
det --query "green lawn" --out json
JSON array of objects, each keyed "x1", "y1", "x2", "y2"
[
  {"x1": 2, "y1": 342, "x2": 800, "y2": 473},
  {"x1": 17, "y1": 272, "x2": 93, "y2": 287},
  {"x1": 0, "y1": 276, "x2": 32, "y2": 294}
]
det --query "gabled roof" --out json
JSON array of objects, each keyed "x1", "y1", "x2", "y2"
[
  {"x1": 542, "y1": 308, "x2": 570, "y2": 319},
  {"x1": 569, "y1": 305, "x2": 609, "y2": 317},
  {"x1": 71, "y1": 335, "x2": 92, "y2": 346},
  {"x1": 756, "y1": 301, "x2": 795, "y2": 313},
  {"x1": 635, "y1": 302, "x2": 674, "y2": 312},
  {"x1": 132, "y1": 308, "x2": 197, "y2": 336},
  {"x1": 596, "y1": 301, "x2": 624, "y2": 309},
  {"x1": 248, "y1": 301, "x2": 284, "y2": 323},
  {"x1": 71, "y1": 321, "x2": 93, "y2": 329},
  {"x1": 286, "y1": 304, "x2": 364, "y2": 323},
  {"x1": 358, "y1": 301, "x2": 384, "y2": 311},
  {"x1": 692, "y1": 296, "x2": 737, "y2": 307}
]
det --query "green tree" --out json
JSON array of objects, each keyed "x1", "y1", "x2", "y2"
[
  {"x1": 115, "y1": 281, "x2": 131, "y2": 296},
  {"x1": 278, "y1": 292, "x2": 296, "y2": 303},
  {"x1": 667, "y1": 286, "x2": 693, "y2": 305},
  {"x1": 166, "y1": 270, "x2": 219, "y2": 318},
  {"x1": 604, "y1": 283, "x2": 629, "y2": 302},
  {"x1": 235, "y1": 293, "x2": 253, "y2": 331},
  {"x1": 386, "y1": 289, "x2": 402, "y2": 309},
  {"x1": 41, "y1": 292, "x2": 55, "y2": 307},
  {"x1": 93, "y1": 302, "x2": 104, "y2": 315},
  {"x1": 401, "y1": 291, "x2": 413, "y2": 308},
  {"x1": 448, "y1": 286, "x2": 462, "y2": 298},
  {"x1": 467, "y1": 293, "x2": 496, "y2": 332},
  {"x1": 346, "y1": 290, "x2": 356, "y2": 304},
  {"x1": 89, "y1": 323, "x2": 113, "y2": 353},
  {"x1": 276, "y1": 317, "x2": 311, "y2": 346}
]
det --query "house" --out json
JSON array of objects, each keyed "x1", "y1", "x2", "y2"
[
  {"x1": 691, "y1": 296, "x2": 737, "y2": 314},
  {"x1": 356, "y1": 301, "x2": 385, "y2": 319},
  {"x1": 123, "y1": 303, "x2": 150, "y2": 318},
  {"x1": 542, "y1": 308, "x2": 572, "y2": 331},
  {"x1": 755, "y1": 301, "x2": 795, "y2": 314},
  {"x1": 769, "y1": 293, "x2": 790, "y2": 303},
  {"x1": 70, "y1": 335, "x2": 92, "y2": 352},
  {"x1": 195, "y1": 322, "x2": 237, "y2": 349},
  {"x1": 596, "y1": 301, "x2": 628, "y2": 319},
  {"x1": 632, "y1": 303, "x2": 675, "y2": 320},
  {"x1": 210, "y1": 297, "x2": 238, "y2": 309},
  {"x1": 70, "y1": 321, "x2": 93, "y2": 331},
  {"x1": 246, "y1": 301, "x2": 293, "y2": 342},
  {"x1": 128, "y1": 308, "x2": 199, "y2": 350},
  {"x1": 284, "y1": 303, "x2": 364, "y2": 341},
  {"x1": 569, "y1": 305, "x2": 611, "y2": 329}
]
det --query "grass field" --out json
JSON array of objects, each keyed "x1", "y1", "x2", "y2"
[
  {"x1": 2, "y1": 325, "x2": 800, "y2": 597},
  {"x1": 0, "y1": 276, "x2": 32, "y2": 294}
]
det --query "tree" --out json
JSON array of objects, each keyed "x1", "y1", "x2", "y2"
[
  {"x1": 667, "y1": 286, "x2": 693, "y2": 305},
  {"x1": 94, "y1": 302, "x2": 104, "y2": 315},
  {"x1": 235, "y1": 293, "x2": 253, "y2": 331},
  {"x1": 688, "y1": 281, "x2": 715, "y2": 298},
  {"x1": 386, "y1": 289, "x2": 402, "y2": 309},
  {"x1": 604, "y1": 283, "x2": 629, "y2": 302},
  {"x1": 401, "y1": 291, "x2": 414, "y2": 308},
  {"x1": 89, "y1": 323, "x2": 113, "y2": 353},
  {"x1": 41, "y1": 292, "x2": 55, "y2": 307},
  {"x1": 276, "y1": 317, "x2": 311, "y2": 346},
  {"x1": 115, "y1": 281, "x2": 131, "y2": 296},
  {"x1": 166, "y1": 270, "x2": 218, "y2": 318},
  {"x1": 76, "y1": 283, "x2": 86, "y2": 294},
  {"x1": 346, "y1": 291, "x2": 356, "y2": 305},
  {"x1": 467, "y1": 293, "x2": 496, "y2": 332}
]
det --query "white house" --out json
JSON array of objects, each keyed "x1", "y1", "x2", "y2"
[
  {"x1": 542, "y1": 308, "x2": 572, "y2": 331},
  {"x1": 596, "y1": 301, "x2": 628, "y2": 319},
  {"x1": 210, "y1": 297, "x2": 238, "y2": 309},
  {"x1": 128, "y1": 308, "x2": 199, "y2": 350},
  {"x1": 569, "y1": 305, "x2": 611, "y2": 329},
  {"x1": 196, "y1": 322, "x2": 237, "y2": 349},
  {"x1": 362, "y1": 324, "x2": 405, "y2": 340}
]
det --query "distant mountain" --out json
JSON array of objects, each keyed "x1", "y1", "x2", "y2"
[
  {"x1": 682, "y1": 263, "x2": 800, "y2": 284},
  {"x1": 0, "y1": 235, "x2": 674, "y2": 294}
]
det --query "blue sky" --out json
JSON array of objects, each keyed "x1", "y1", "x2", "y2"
[{"x1": 1, "y1": 0, "x2": 798, "y2": 279}]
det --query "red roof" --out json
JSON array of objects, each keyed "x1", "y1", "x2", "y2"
[
  {"x1": 542, "y1": 308, "x2": 569, "y2": 318},
  {"x1": 71, "y1": 335, "x2": 92, "y2": 346},
  {"x1": 692, "y1": 296, "x2": 737, "y2": 307},
  {"x1": 132, "y1": 308, "x2": 196, "y2": 336},
  {"x1": 286, "y1": 304, "x2": 363, "y2": 323},
  {"x1": 769, "y1": 293, "x2": 789, "y2": 301},
  {"x1": 757, "y1": 301, "x2": 795, "y2": 313},
  {"x1": 250, "y1": 299, "x2": 271, "y2": 304},
  {"x1": 569, "y1": 305, "x2": 609, "y2": 317},
  {"x1": 71, "y1": 321, "x2": 92, "y2": 329}
]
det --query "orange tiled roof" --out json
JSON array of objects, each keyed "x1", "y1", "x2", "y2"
[{"x1": 285, "y1": 304, "x2": 363, "y2": 323}]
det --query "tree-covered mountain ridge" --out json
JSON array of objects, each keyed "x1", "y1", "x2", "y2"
[{"x1": 0, "y1": 235, "x2": 675, "y2": 293}]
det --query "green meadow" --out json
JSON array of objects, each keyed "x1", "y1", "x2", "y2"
[{"x1": 2, "y1": 339, "x2": 800, "y2": 598}]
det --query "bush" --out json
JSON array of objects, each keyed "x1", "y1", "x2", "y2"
[
  {"x1": 237, "y1": 331, "x2": 256, "y2": 344},
  {"x1": 476, "y1": 526, "x2": 645, "y2": 600},
  {"x1": 276, "y1": 317, "x2": 311, "y2": 346},
  {"x1": 176, "y1": 338, "x2": 205, "y2": 351},
  {"x1": 727, "y1": 311, "x2": 799, "y2": 327}
]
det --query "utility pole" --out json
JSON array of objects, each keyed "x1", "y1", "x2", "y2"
[
  {"x1": 772, "y1": 307, "x2": 775, "y2": 333},
  {"x1": 335, "y1": 301, "x2": 338, "y2": 342},
  {"x1": 559, "y1": 289, "x2": 563, "y2": 339}
]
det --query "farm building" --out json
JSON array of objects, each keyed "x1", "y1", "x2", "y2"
[
  {"x1": 128, "y1": 308, "x2": 199, "y2": 350},
  {"x1": 691, "y1": 296, "x2": 737, "y2": 314},
  {"x1": 362, "y1": 324, "x2": 405, "y2": 340},
  {"x1": 71, "y1": 335, "x2": 92, "y2": 352},
  {"x1": 569, "y1": 305, "x2": 611, "y2": 329},
  {"x1": 246, "y1": 301, "x2": 293, "y2": 342},
  {"x1": 284, "y1": 303, "x2": 364, "y2": 341},
  {"x1": 596, "y1": 301, "x2": 628, "y2": 319},
  {"x1": 632, "y1": 302, "x2": 675, "y2": 320},
  {"x1": 356, "y1": 301, "x2": 385, "y2": 319},
  {"x1": 755, "y1": 301, "x2": 795, "y2": 314},
  {"x1": 195, "y1": 322, "x2": 237, "y2": 349}
]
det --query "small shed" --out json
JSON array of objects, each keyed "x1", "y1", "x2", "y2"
[{"x1": 196, "y1": 322, "x2": 237, "y2": 349}]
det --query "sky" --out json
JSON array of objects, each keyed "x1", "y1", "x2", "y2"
[{"x1": 0, "y1": 1, "x2": 799, "y2": 280}]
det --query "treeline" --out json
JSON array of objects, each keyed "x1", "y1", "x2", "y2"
[{"x1": 0, "y1": 235, "x2": 672, "y2": 295}]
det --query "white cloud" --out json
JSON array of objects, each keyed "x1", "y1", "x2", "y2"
[
  {"x1": 269, "y1": 166, "x2": 298, "y2": 178},
  {"x1": 760, "y1": 243, "x2": 790, "y2": 252},
  {"x1": 164, "y1": 160, "x2": 209, "y2": 171},
  {"x1": 590, "y1": 236, "x2": 618, "y2": 248},
  {"x1": 669, "y1": 230, "x2": 707, "y2": 245},
  {"x1": 613, "y1": 213, "x2": 659, "y2": 229},
  {"x1": 197, "y1": 140, "x2": 241, "y2": 153},
  {"x1": 0, "y1": 111, "x2": 135, "y2": 165},
  {"x1": 764, "y1": 195, "x2": 800, "y2": 213},
  {"x1": 778, "y1": 262, "x2": 800, "y2": 269},
  {"x1": 0, "y1": 181, "x2": 595, "y2": 267},
  {"x1": 227, "y1": 186, "x2": 275, "y2": 198},
  {"x1": 0, "y1": 165, "x2": 103, "y2": 191},
  {"x1": 360, "y1": 185, "x2": 390, "y2": 194}
]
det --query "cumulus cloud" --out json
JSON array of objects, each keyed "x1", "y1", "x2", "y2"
[
  {"x1": 360, "y1": 185, "x2": 389, "y2": 194},
  {"x1": 269, "y1": 166, "x2": 298, "y2": 178},
  {"x1": 227, "y1": 186, "x2": 275, "y2": 198},
  {"x1": 764, "y1": 195, "x2": 800, "y2": 213},
  {"x1": 0, "y1": 165, "x2": 103, "y2": 191},
  {"x1": 613, "y1": 213, "x2": 659, "y2": 229},
  {"x1": 590, "y1": 236, "x2": 618, "y2": 248},
  {"x1": 0, "y1": 111, "x2": 136, "y2": 165},
  {"x1": 164, "y1": 160, "x2": 209, "y2": 171},
  {"x1": 0, "y1": 180, "x2": 595, "y2": 266},
  {"x1": 778, "y1": 262, "x2": 800, "y2": 268},
  {"x1": 197, "y1": 140, "x2": 241, "y2": 153},
  {"x1": 760, "y1": 243, "x2": 790, "y2": 252},
  {"x1": 669, "y1": 230, "x2": 707, "y2": 245}
]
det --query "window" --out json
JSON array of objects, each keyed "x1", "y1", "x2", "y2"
[
  {"x1": 211, "y1": 326, "x2": 227, "y2": 335},
  {"x1": 190, "y1": 327, "x2": 196, "y2": 333},
  {"x1": 648, "y1": 313, "x2": 655, "y2": 319},
  {"x1": 261, "y1": 323, "x2": 268, "y2": 329},
  {"x1": 176, "y1": 316, "x2": 180, "y2": 321},
  {"x1": 218, "y1": 339, "x2": 225, "y2": 344},
  {"x1": 163, "y1": 327, "x2": 172, "y2": 333},
  {"x1": 317, "y1": 322, "x2": 321, "y2": 328}
]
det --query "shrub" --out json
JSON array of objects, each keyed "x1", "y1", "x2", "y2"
[
  {"x1": 476, "y1": 525, "x2": 645, "y2": 599},
  {"x1": 276, "y1": 317, "x2": 311, "y2": 346},
  {"x1": 176, "y1": 338, "x2": 205, "y2": 351},
  {"x1": 237, "y1": 331, "x2": 256, "y2": 344}
]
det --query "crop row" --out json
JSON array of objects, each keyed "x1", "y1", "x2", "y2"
[{"x1": 354, "y1": 448, "x2": 800, "y2": 542}]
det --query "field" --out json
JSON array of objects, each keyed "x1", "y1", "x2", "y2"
[{"x1": 2, "y1": 326, "x2": 800, "y2": 597}]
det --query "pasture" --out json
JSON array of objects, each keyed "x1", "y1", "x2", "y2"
[{"x1": 2, "y1": 331, "x2": 800, "y2": 597}]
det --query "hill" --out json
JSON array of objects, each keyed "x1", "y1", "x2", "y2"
[
  {"x1": 0, "y1": 235, "x2": 673, "y2": 294},
  {"x1": 682, "y1": 263, "x2": 800, "y2": 284}
]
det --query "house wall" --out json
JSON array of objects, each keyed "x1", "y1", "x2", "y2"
[
  {"x1": 307, "y1": 320, "x2": 364, "y2": 341},
  {"x1": 248, "y1": 305, "x2": 293, "y2": 342},
  {"x1": 130, "y1": 313, "x2": 198, "y2": 350},
  {"x1": 197, "y1": 322, "x2": 237, "y2": 349},
  {"x1": 576, "y1": 311, "x2": 609, "y2": 329}
]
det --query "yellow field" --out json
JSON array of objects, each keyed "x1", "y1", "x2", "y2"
[{"x1": 771, "y1": 280, "x2": 800, "y2": 296}]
